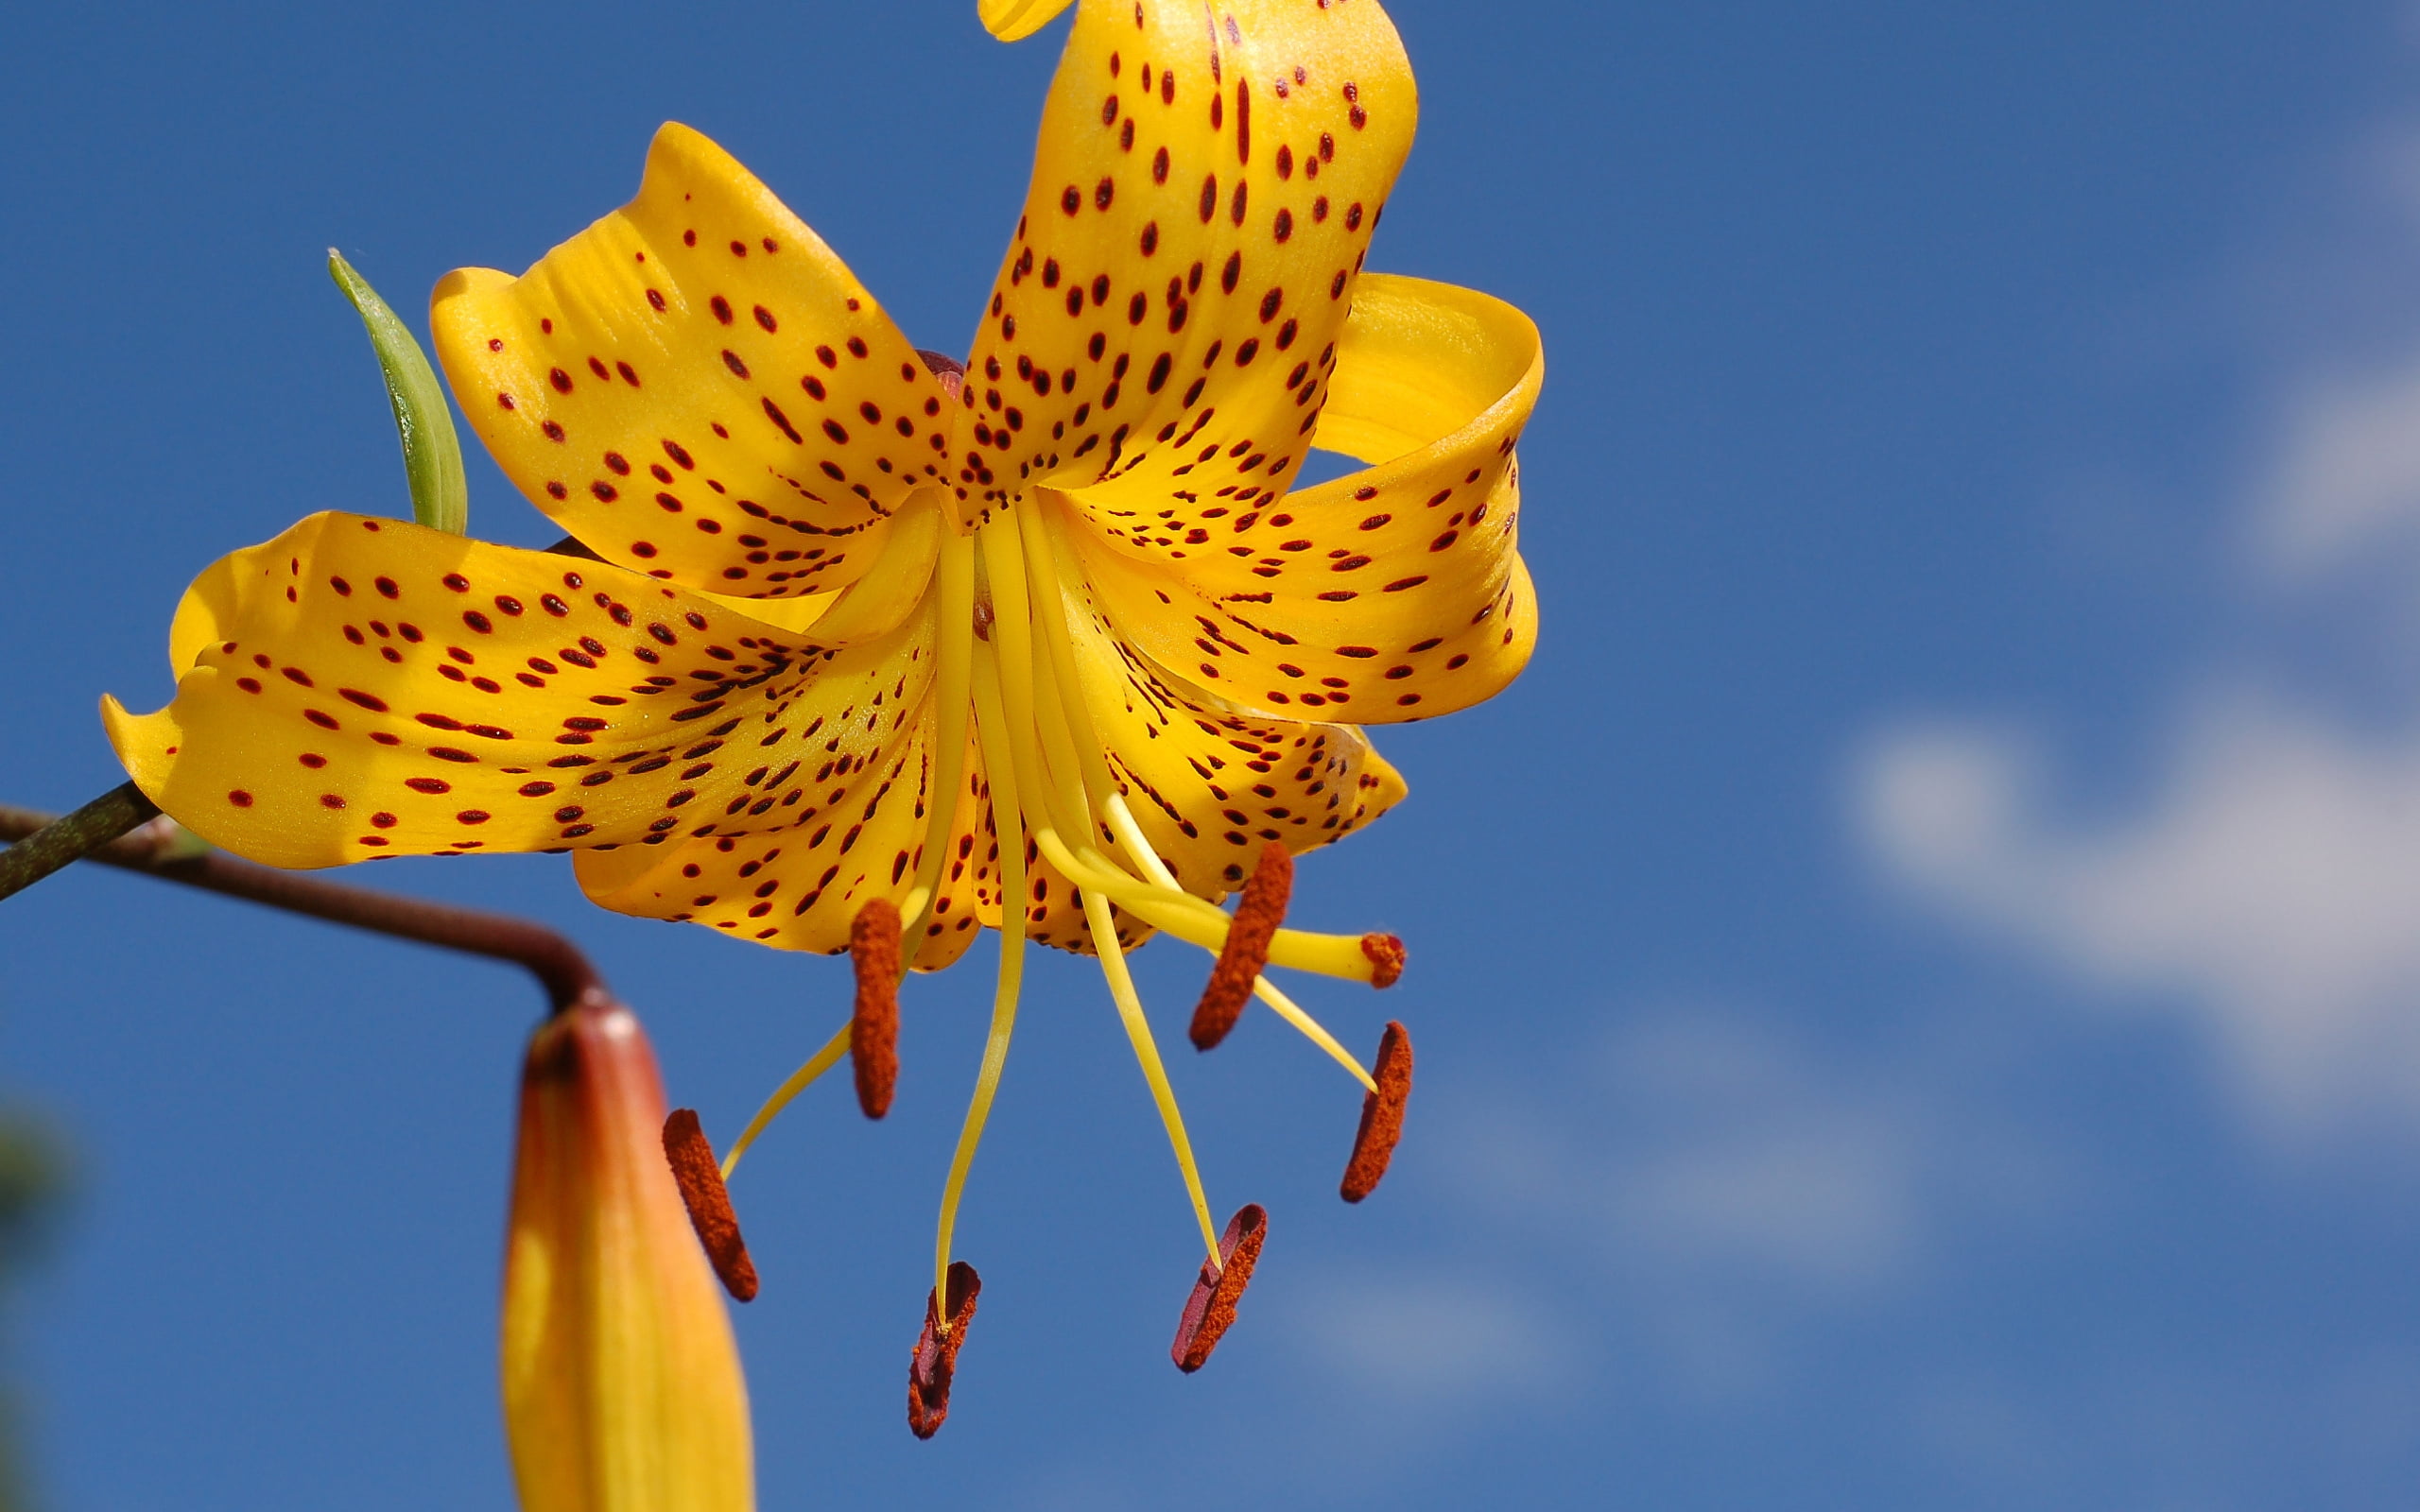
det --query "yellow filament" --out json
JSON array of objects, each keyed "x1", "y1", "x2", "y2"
[
  {"x1": 1082, "y1": 885, "x2": 1221, "y2": 1263},
  {"x1": 1019, "y1": 499, "x2": 1128, "y2": 821},
  {"x1": 992, "y1": 607, "x2": 1393, "y2": 987},
  {"x1": 900, "y1": 530, "x2": 978, "y2": 968},
  {"x1": 1253, "y1": 976, "x2": 1379, "y2": 1094},
  {"x1": 1014, "y1": 503, "x2": 1390, "y2": 985},
  {"x1": 979, "y1": 511, "x2": 1098, "y2": 851},
  {"x1": 934, "y1": 640, "x2": 1032, "y2": 1323},
  {"x1": 1015, "y1": 505, "x2": 1388, "y2": 1084},
  {"x1": 719, "y1": 1020, "x2": 853, "y2": 1181},
  {"x1": 979, "y1": 515, "x2": 1219, "y2": 1263}
]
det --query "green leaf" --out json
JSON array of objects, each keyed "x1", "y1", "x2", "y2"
[{"x1": 328, "y1": 249, "x2": 469, "y2": 535}]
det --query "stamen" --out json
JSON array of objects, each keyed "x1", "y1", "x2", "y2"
[
  {"x1": 719, "y1": 1021, "x2": 851, "y2": 1180},
  {"x1": 1171, "y1": 1203, "x2": 1269, "y2": 1373},
  {"x1": 661, "y1": 1108, "x2": 760, "y2": 1301},
  {"x1": 1084, "y1": 886, "x2": 1222, "y2": 1261},
  {"x1": 1360, "y1": 933, "x2": 1408, "y2": 989},
  {"x1": 1340, "y1": 1022, "x2": 1413, "y2": 1203},
  {"x1": 1252, "y1": 975, "x2": 1378, "y2": 1094},
  {"x1": 899, "y1": 529, "x2": 976, "y2": 968},
  {"x1": 1190, "y1": 841, "x2": 1292, "y2": 1050},
  {"x1": 908, "y1": 1260, "x2": 981, "y2": 1439},
  {"x1": 1010, "y1": 503, "x2": 1404, "y2": 988},
  {"x1": 851, "y1": 898, "x2": 903, "y2": 1119},
  {"x1": 1016, "y1": 497, "x2": 1129, "y2": 812},
  {"x1": 936, "y1": 647, "x2": 1032, "y2": 1319}
]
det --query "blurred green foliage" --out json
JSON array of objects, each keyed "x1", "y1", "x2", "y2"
[{"x1": 0, "y1": 1116, "x2": 67, "y2": 1512}]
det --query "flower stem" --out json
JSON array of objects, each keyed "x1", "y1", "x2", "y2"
[
  {"x1": 0, "y1": 799, "x2": 605, "y2": 1014},
  {"x1": 0, "y1": 782, "x2": 160, "y2": 903}
]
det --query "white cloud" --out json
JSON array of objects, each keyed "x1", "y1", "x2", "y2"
[
  {"x1": 1855, "y1": 97, "x2": 2420, "y2": 1145},
  {"x1": 1858, "y1": 696, "x2": 2420, "y2": 1139},
  {"x1": 2256, "y1": 362, "x2": 2420, "y2": 581},
  {"x1": 1425, "y1": 1011, "x2": 2062, "y2": 1400},
  {"x1": 1288, "y1": 1272, "x2": 1551, "y2": 1405}
]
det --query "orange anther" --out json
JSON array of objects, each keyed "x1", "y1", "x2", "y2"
[
  {"x1": 1360, "y1": 932, "x2": 1406, "y2": 989},
  {"x1": 1189, "y1": 842, "x2": 1292, "y2": 1050},
  {"x1": 1171, "y1": 1203, "x2": 1269, "y2": 1373},
  {"x1": 661, "y1": 1108, "x2": 760, "y2": 1301},
  {"x1": 851, "y1": 898, "x2": 903, "y2": 1119},
  {"x1": 908, "y1": 1261, "x2": 982, "y2": 1439},
  {"x1": 1340, "y1": 1022, "x2": 1411, "y2": 1203}
]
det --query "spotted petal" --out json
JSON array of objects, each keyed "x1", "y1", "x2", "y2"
[
  {"x1": 570, "y1": 718, "x2": 995, "y2": 968},
  {"x1": 948, "y1": 0, "x2": 1414, "y2": 529},
  {"x1": 1063, "y1": 273, "x2": 1540, "y2": 722},
  {"x1": 1044, "y1": 520, "x2": 1407, "y2": 900},
  {"x1": 433, "y1": 123, "x2": 953, "y2": 599},
  {"x1": 103, "y1": 505, "x2": 946, "y2": 878}
]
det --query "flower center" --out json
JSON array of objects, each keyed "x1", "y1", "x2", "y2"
[{"x1": 701, "y1": 472, "x2": 1405, "y2": 1338}]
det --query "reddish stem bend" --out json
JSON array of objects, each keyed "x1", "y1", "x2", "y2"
[{"x1": 0, "y1": 799, "x2": 607, "y2": 1014}]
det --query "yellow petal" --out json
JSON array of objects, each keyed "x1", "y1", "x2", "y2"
[
  {"x1": 1063, "y1": 273, "x2": 1541, "y2": 722},
  {"x1": 432, "y1": 122, "x2": 952, "y2": 599},
  {"x1": 1044, "y1": 506, "x2": 1407, "y2": 900},
  {"x1": 947, "y1": 0, "x2": 1415, "y2": 529},
  {"x1": 505, "y1": 998, "x2": 752, "y2": 1512},
  {"x1": 571, "y1": 713, "x2": 997, "y2": 966},
  {"x1": 980, "y1": 0, "x2": 1076, "y2": 42},
  {"x1": 103, "y1": 508, "x2": 943, "y2": 870}
]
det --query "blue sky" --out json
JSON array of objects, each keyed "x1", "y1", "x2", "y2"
[{"x1": 6, "y1": 0, "x2": 2419, "y2": 1506}]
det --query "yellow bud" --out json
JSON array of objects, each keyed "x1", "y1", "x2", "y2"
[{"x1": 503, "y1": 998, "x2": 753, "y2": 1512}]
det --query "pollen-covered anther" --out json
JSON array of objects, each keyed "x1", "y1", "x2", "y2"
[
  {"x1": 1359, "y1": 932, "x2": 1407, "y2": 989},
  {"x1": 1172, "y1": 1203, "x2": 1269, "y2": 1373},
  {"x1": 908, "y1": 1261, "x2": 982, "y2": 1439},
  {"x1": 1188, "y1": 842, "x2": 1292, "y2": 1050},
  {"x1": 1340, "y1": 1022, "x2": 1412, "y2": 1203},
  {"x1": 851, "y1": 898, "x2": 903, "y2": 1119},
  {"x1": 661, "y1": 1108, "x2": 760, "y2": 1301}
]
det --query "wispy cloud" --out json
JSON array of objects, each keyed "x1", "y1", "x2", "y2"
[
  {"x1": 1858, "y1": 700, "x2": 2420, "y2": 1139},
  {"x1": 2255, "y1": 361, "x2": 2420, "y2": 581},
  {"x1": 1288, "y1": 1270, "x2": 1551, "y2": 1406},
  {"x1": 1858, "y1": 99, "x2": 2420, "y2": 1145},
  {"x1": 1395, "y1": 1009, "x2": 2065, "y2": 1401}
]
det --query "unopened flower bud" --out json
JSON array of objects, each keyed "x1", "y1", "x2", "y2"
[{"x1": 503, "y1": 997, "x2": 753, "y2": 1512}]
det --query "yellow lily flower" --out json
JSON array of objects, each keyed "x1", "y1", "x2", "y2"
[
  {"x1": 101, "y1": 0, "x2": 1540, "y2": 1421},
  {"x1": 508, "y1": 996, "x2": 753, "y2": 1511}
]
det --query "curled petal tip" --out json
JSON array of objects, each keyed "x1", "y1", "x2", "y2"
[
  {"x1": 1340, "y1": 1022, "x2": 1411, "y2": 1203},
  {"x1": 979, "y1": 0, "x2": 1076, "y2": 42},
  {"x1": 1189, "y1": 842, "x2": 1292, "y2": 1050},
  {"x1": 662, "y1": 1108, "x2": 760, "y2": 1301},
  {"x1": 908, "y1": 1262, "x2": 983, "y2": 1438},
  {"x1": 1172, "y1": 1203, "x2": 1268, "y2": 1373},
  {"x1": 851, "y1": 900, "x2": 903, "y2": 1119}
]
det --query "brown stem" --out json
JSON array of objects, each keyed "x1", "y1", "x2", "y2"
[
  {"x1": 0, "y1": 782, "x2": 160, "y2": 903},
  {"x1": 0, "y1": 802, "x2": 606, "y2": 1014}
]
